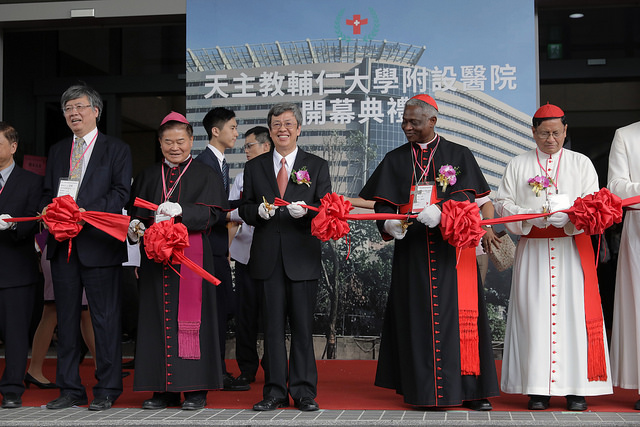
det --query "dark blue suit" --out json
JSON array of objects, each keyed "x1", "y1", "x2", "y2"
[
  {"x1": 194, "y1": 147, "x2": 235, "y2": 371},
  {"x1": 40, "y1": 132, "x2": 131, "y2": 402},
  {"x1": 0, "y1": 165, "x2": 42, "y2": 399}
]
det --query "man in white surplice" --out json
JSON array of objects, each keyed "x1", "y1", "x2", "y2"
[
  {"x1": 608, "y1": 121, "x2": 640, "y2": 410},
  {"x1": 494, "y1": 103, "x2": 612, "y2": 412}
]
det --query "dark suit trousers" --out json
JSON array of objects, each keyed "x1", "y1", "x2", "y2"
[
  {"x1": 234, "y1": 260, "x2": 263, "y2": 377},
  {"x1": 261, "y1": 252, "x2": 318, "y2": 401},
  {"x1": 50, "y1": 247, "x2": 122, "y2": 400},
  {"x1": 213, "y1": 254, "x2": 233, "y2": 373},
  {"x1": 0, "y1": 284, "x2": 35, "y2": 397}
]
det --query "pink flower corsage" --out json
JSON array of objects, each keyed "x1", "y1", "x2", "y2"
[
  {"x1": 436, "y1": 164, "x2": 459, "y2": 192},
  {"x1": 291, "y1": 166, "x2": 311, "y2": 187},
  {"x1": 528, "y1": 175, "x2": 552, "y2": 197}
]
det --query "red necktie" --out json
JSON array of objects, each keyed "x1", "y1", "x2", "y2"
[{"x1": 277, "y1": 157, "x2": 288, "y2": 197}]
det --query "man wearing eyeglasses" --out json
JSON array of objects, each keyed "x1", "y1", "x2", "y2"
[
  {"x1": 40, "y1": 84, "x2": 132, "y2": 411},
  {"x1": 227, "y1": 126, "x2": 271, "y2": 387},
  {"x1": 494, "y1": 103, "x2": 612, "y2": 411},
  {"x1": 239, "y1": 103, "x2": 331, "y2": 412}
]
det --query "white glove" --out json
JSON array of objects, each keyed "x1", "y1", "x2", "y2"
[
  {"x1": 0, "y1": 214, "x2": 12, "y2": 231},
  {"x1": 416, "y1": 204, "x2": 442, "y2": 228},
  {"x1": 383, "y1": 220, "x2": 407, "y2": 240},
  {"x1": 157, "y1": 201, "x2": 182, "y2": 218},
  {"x1": 547, "y1": 212, "x2": 570, "y2": 228},
  {"x1": 127, "y1": 219, "x2": 146, "y2": 243},
  {"x1": 258, "y1": 202, "x2": 276, "y2": 220},
  {"x1": 287, "y1": 201, "x2": 308, "y2": 219},
  {"x1": 547, "y1": 193, "x2": 571, "y2": 212},
  {"x1": 526, "y1": 210, "x2": 548, "y2": 228}
]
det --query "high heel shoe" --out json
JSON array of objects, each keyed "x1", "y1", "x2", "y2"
[{"x1": 24, "y1": 373, "x2": 58, "y2": 389}]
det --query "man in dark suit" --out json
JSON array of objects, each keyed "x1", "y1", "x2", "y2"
[
  {"x1": 194, "y1": 107, "x2": 249, "y2": 391},
  {"x1": 0, "y1": 122, "x2": 42, "y2": 409},
  {"x1": 40, "y1": 84, "x2": 132, "y2": 411},
  {"x1": 239, "y1": 103, "x2": 331, "y2": 412}
]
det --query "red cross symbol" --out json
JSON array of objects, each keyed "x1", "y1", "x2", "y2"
[{"x1": 346, "y1": 14, "x2": 368, "y2": 35}]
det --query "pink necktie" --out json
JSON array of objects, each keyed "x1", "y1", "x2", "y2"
[{"x1": 277, "y1": 157, "x2": 288, "y2": 197}]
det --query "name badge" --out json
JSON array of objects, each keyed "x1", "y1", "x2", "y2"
[
  {"x1": 57, "y1": 178, "x2": 80, "y2": 200},
  {"x1": 411, "y1": 182, "x2": 435, "y2": 212}
]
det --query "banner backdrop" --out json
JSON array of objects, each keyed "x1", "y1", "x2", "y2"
[{"x1": 186, "y1": 0, "x2": 537, "y2": 356}]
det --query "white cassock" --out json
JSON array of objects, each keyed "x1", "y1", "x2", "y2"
[
  {"x1": 494, "y1": 147, "x2": 612, "y2": 396},
  {"x1": 608, "y1": 121, "x2": 640, "y2": 391}
]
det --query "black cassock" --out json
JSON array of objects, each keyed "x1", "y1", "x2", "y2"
[
  {"x1": 360, "y1": 137, "x2": 500, "y2": 406},
  {"x1": 130, "y1": 159, "x2": 228, "y2": 392}
]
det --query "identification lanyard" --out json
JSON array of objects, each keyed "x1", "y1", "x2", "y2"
[
  {"x1": 68, "y1": 132, "x2": 98, "y2": 179},
  {"x1": 161, "y1": 157, "x2": 193, "y2": 203},
  {"x1": 536, "y1": 148, "x2": 563, "y2": 194},
  {"x1": 411, "y1": 135, "x2": 440, "y2": 185}
]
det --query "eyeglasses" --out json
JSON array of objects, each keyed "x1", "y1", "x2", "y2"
[
  {"x1": 271, "y1": 121, "x2": 297, "y2": 130},
  {"x1": 243, "y1": 141, "x2": 264, "y2": 150},
  {"x1": 535, "y1": 130, "x2": 563, "y2": 140},
  {"x1": 63, "y1": 104, "x2": 93, "y2": 115}
]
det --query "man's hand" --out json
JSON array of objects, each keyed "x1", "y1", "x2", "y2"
[
  {"x1": 258, "y1": 202, "x2": 275, "y2": 220},
  {"x1": 287, "y1": 201, "x2": 307, "y2": 219},
  {"x1": 481, "y1": 227, "x2": 501, "y2": 253},
  {"x1": 127, "y1": 219, "x2": 146, "y2": 243},
  {"x1": 383, "y1": 219, "x2": 407, "y2": 240},
  {"x1": 547, "y1": 212, "x2": 569, "y2": 228},
  {"x1": 0, "y1": 214, "x2": 13, "y2": 231},
  {"x1": 157, "y1": 201, "x2": 182, "y2": 218},
  {"x1": 416, "y1": 204, "x2": 441, "y2": 228}
]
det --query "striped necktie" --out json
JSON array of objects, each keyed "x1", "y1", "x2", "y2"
[
  {"x1": 222, "y1": 158, "x2": 229, "y2": 193},
  {"x1": 70, "y1": 137, "x2": 85, "y2": 180}
]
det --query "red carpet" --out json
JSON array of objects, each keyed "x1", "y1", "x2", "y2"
[{"x1": 10, "y1": 358, "x2": 640, "y2": 411}]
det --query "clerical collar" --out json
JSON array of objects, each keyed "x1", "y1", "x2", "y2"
[
  {"x1": 416, "y1": 133, "x2": 438, "y2": 150},
  {"x1": 164, "y1": 155, "x2": 192, "y2": 168}
]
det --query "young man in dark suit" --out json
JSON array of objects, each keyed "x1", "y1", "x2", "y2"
[
  {"x1": 0, "y1": 122, "x2": 43, "y2": 409},
  {"x1": 194, "y1": 107, "x2": 249, "y2": 391},
  {"x1": 239, "y1": 103, "x2": 331, "y2": 412},
  {"x1": 40, "y1": 84, "x2": 132, "y2": 411}
]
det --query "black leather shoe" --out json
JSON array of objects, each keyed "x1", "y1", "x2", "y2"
[
  {"x1": 46, "y1": 394, "x2": 88, "y2": 409},
  {"x1": 566, "y1": 395, "x2": 587, "y2": 411},
  {"x1": 1, "y1": 393, "x2": 22, "y2": 409},
  {"x1": 89, "y1": 396, "x2": 114, "y2": 411},
  {"x1": 635, "y1": 399, "x2": 640, "y2": 410},
  {"x1": 237, "y1": 373, "x2": 256, "y2": 384},
  {"x1": 141, "y1": 392, "x2": 181, "y2": 410},
  {"x1": 182, "y1": 395, "x2": 206, "y2": 410},
  {"x1": 253, "y1": 396, "x2": 289, "y2": 411},
  {"x1": 527, "y1": 395, "x2": 550, "y2": 410},
  {"x1": 462, "y1": 399, "x2": 492, "y2": 411},
  {"x1": 223, "y1": 372, "x2": 250, "y2": 391},
  {"x1": 24, "y1": 373, "x2": 58, "y2": 389},
  {"x1": 294, "y1": 397, "x2": 320, "y2": 412}
]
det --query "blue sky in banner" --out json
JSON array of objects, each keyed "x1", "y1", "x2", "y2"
[{"x1": 187, "y1": 0, "x2": 536, "y2": 114}]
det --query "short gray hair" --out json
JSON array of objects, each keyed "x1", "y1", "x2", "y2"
[
  {"x1": 405, "y1": 98, "x2": 438, "y2": 120},
  {"x1": 268, "y1": 103, "x2": 302, "y2": 128},
  {"x1": 61, "y1": 84, "x2": 103, "y2": 121}
]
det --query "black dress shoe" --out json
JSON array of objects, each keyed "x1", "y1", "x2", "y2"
[
  {"x1": 294, "y1": 397, "x2": 320, "y2": 412},
  {"x1": 223, "y1": 372, "x2": 250, "y2": 391},
  {"x1": 46, "y1": 394, "x2": 88, "y2": 409},
  {"x1": 566, "y1": 395, "x2": 587, "y2": 411},
  {"x1": 89, "y1": 396, "x2": 114, "y2": 411},
  {"x1": 182, "y1": 395, "x2": 206, "y2": 410},
  {"x1": 462, "y1": 399, "x2": 492, "y2": 411},
  {"x1": 237, "y1": 373, "x2": 256, "y2": 384},
  {"x1": 253, "y1": 396, "x2": 289, "y2": 411},
  {"x1": 24, "y1": 373, "x2": 58, "y2": 389},
  {"x1": 1, "y1": 393, "x2": 22, "y2": 409},
  {"x1": 635, "y1": 399, "x2": 640, "y2": 410},
  {"x1": 141, "y1": 392, "x2": 181, "y2": 410},
  {"x1": 527, "y1": 395, "x2": 550, "y2": 410}
]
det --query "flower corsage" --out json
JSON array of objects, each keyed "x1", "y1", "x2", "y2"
[
  {"x1": 528, "y1": 175, "x2": 552, "y2": 197},
  {"x1": 291, "y1": 166, "x2": 311, "y2": 187},
  {"x1": 436, "y1": 164, "x2": 459, "y2": 192}
]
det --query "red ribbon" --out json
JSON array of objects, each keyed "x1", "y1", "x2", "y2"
[{"x1": 132, "y1": 197, "x2": 220, "y2": 286}]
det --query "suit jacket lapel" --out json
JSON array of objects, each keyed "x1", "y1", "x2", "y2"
[
  {"x1": 260, "y1": 153, "x2": 280, "y2": 198},
  {"x1": 81, "y1": 132, "x2": 106, "y2": 189}
]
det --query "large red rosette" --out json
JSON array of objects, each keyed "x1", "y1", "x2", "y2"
[
  {"x1": 43, "y1": 195, "x2": 129, "y2": 242},
  {"x1": 440, "y1": 200, "x2": 484, "y2": 249},
  {"x1": 311, "y1": 193, "x2": 353, "y2": 242},
  {"x1": 142, "y1": 218, "x2": 189, "y2": 263},
  {"x1": 567, "y1": 188, "x2": 623, "y2": 235}
]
